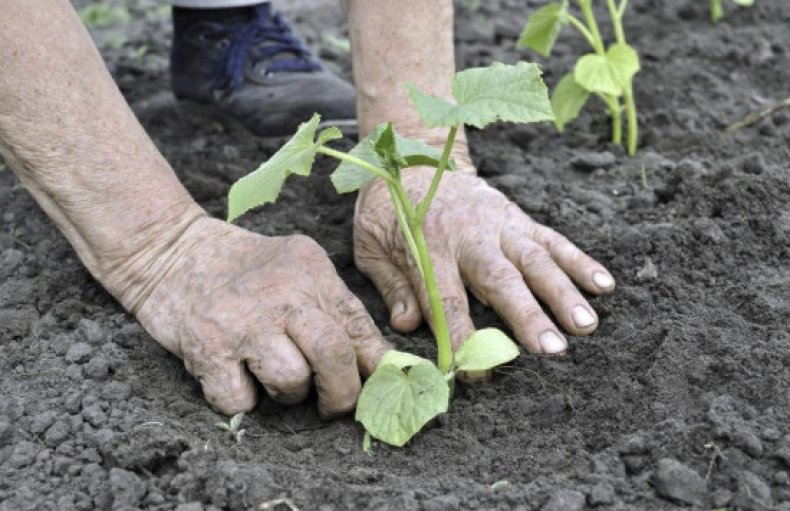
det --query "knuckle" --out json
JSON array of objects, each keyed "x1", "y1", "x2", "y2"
[
  {"x1": 521, "y1": 304, "x2": 547, "y2": 327},
  {"x1": 542, "y1": 229, "x2": 570, "y2": 253},
  {"x1": 275, "y1": 360, "x2": 311, "y2": 391},
  {"x1": 345, "y1": 310, "x2": 379, "y2": 339},
  {"x1": 288, "y1": 234, "x2": 326, "y2": 260},
  {"x1": 316, "y1": 327, "x2": 356, "y2": 364},
  {"x1": 476, "y1": 261, "x2": 518, "y2": 295},
  {"x1": 518, "y1": 245, "x2": 553, "y2": 272}
]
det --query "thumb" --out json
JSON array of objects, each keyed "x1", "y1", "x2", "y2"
[{"x1": 356, "y1": 252, "x2": 422, "y2": 333}]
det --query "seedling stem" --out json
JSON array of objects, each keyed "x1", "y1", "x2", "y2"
[
  {"x1": 605, "y1": 0, "x2": 638, "y2": 155},
  {"x1": 319, "y1": 133, "x2": 456, "y2": 373}
]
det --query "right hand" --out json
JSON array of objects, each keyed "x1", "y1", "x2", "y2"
[{"x1": 134, "y1": 217, "x2": 392, "y2": 418}]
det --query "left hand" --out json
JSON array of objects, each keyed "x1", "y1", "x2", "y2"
[{"x1": 353, "y1": 162, "x2": 616, "y2": 360}]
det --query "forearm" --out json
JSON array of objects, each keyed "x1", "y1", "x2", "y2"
[
  {"x1": 346, "y1": 0, "x2": 473, "y2": 171},
  {"x1": 0, "y1": 0, "x2": 205, "y2": 312}
]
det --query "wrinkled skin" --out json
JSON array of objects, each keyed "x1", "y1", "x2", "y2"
[
  {"x1": 355, "y1": 164, "x2": 616, "y2": 364},
  {"x1": 135, "y1": 217, "x2": 391, "y2": 417}
]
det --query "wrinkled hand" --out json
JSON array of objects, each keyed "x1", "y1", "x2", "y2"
[
  {"x1": 354, "y1": 165, "x2": 615, "y2": 359},
  {"x1": 135, "y1": 217, "x2": 391, "y2": 417}
]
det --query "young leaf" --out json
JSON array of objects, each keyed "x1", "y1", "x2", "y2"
[
  {"x1": 606, "y1": 43, "x2": 640, "y2": 90},
  {"x1": 574, "y1": 44, "x2": 640, "y2": 97},
  {"x1": 406, "y1": 62, "x2": 554, "y2": 129},
  {"x1": 355, "y1": 363, "x2": 449, "y2": 447},
  {"x1": 516, "y1": 1, "x2": 569, "y2": 57},
  {"x1": 551, "y1": 73, "x2": 591, "y2": 132},
  {"x1": 227, "y1": 114, "x2": 322, "y2": 222},
  {"x1": 330, "y1": 123, "x2": 452, "y2": 194},
  {"x1": 730, "y1": 0, "x2": 754, "y2": 5},
  {"x1": 455, "y1": 328, "x2": 520, "y2": 372},
  {"x1": 378, "y1": 350, "x2": 433, "y2": 370},
  {"x1": 373, "y1": 123, "x2": 409, "y2": 173},
  {"x1": 229, "y1": 412, "x2": 244, "y2": 432},
  {"x1": 215, "y1": 422, "x2": 230, "y2": 431},
  {"x1": 317, "y1": 126, "x2": 343, "y2": 146},
  {"x1": 574, "y1": 53, "x2": 622, "y2": 96}
]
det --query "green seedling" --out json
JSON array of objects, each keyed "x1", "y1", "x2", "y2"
[
  {"x1": 77, "y1": 4, "x2": 131, "y2": 28},
  {"x1": 518, "y1": 0, "x2": 641, "y2": 155},
  {"x1": 711, "y1": 0, "x2": 754, "y2": 22},
  {"x1": 215, "y1": 412, "x2": 246, "y2": 444},
  {"x1": 226, "y1": 62, "x2": 554, "y2": 447}
]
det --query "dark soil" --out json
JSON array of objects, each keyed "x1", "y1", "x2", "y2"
[{"x1": 1, "y1": 0, "x2": 789, "y2": 509}]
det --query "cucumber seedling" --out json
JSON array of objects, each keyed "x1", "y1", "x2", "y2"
[
  {"x1": 216, "y1": 412, "x2": 246, "y2": 444},
  {"x1": 518, "y1": 0, "x2": 641, "y2": 155},
  {"x1": 711, "y1": 0, "x2": 754, "y2": 22},
  {"x1": 226, "y1": 62, "x2": 554, "y2": 447}
]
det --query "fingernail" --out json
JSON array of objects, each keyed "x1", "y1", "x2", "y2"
[
  {"x1": 572, "y1": 305, "x2": 596, "y2": 328},
  {"x1": 391, "y1": 302, "x2": 406, "y2": 319},
  {"x1": 593, "y1": 271, "x2": 614, "y2": 289},
  {"x1": 539, "y1": 331, "x2": 567, "y2": 354}
]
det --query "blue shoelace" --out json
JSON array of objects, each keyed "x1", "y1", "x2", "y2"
[{"x1": 201, "y1": 4, "x2": 321, "y2": 90}]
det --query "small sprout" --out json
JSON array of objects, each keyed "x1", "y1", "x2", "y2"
[
  {"x1": 704, "y1": 441, "x2": 726, "y2": 480},
  {"x1": 77, "y1": 4, "x2": 131, "y2": 28},
  {"x1": 215, "y1": 412, "x2": 247, "y2": 444},
  {"x1": 518, "y1": 0, "x2": 641, "y2": 155},
  {"x1": 228, "y1": 62, "x2": 552, "y2": 447},
  {"x1": 322, "y1": 34, "x2": 350, "y2": 55},
  {"x1": 133, "y1": 45, "x2": 148, "y2": 62},
  {"x1": 711, "y1": 0, "x2": 755, "y2": 22}
]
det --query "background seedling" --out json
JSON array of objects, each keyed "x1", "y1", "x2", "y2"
[
  {"x1": 518, "y1": 0, "x2": 641, "y2": 155},
  {"x1": 226, "y1": 62, "x2": 554, "y2": 447},
  {"x1": 711, "y1": 0, "x2": 755, "y2": 22},
  {"x1": 215, "y1": 412, "x2": 246, "y2": 444},
  {"x1": 77, "y1": 3, "x2": 131, "y2": 28}
]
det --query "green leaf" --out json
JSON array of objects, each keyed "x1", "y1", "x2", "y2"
[
  {"x1": 374, "y1": 123, "x2": 409, "y2": 173},
  {"x1": 396, "y1": 136, "x2": 455, "y2": 171},
  {"x1": 730, "y1": 0, "x2": 754, "y2": 5},
  {"x1": 574, "y1": 54, "x2": 621, "y2": 96},
  {"x1": 606, "y1": 43, "x2": 640, "y2": 89},
  {"x1": 455, "y1": 328, "x2": 520, "y2": 372},
  {"x1": 215, "y1": 422, "x2": 230, "y2": 431},
  {"x1": 551, "y1": 73, "x2": 591, "y2": 132},
  {"x1": 229, "y1": 412, "x2": 244, "y2": 431},
  {"x1": 227, "y1": 114, "x2": 322, "y2": 222},
  {"x1": 77, "y1": 4, "x2": 130, "y2": 28},
  {"x1": 574, "y1": 44, "x2": 640, "y2": 97},
  {"x1": 516, "y1": 1, "x2": 568, "y2": 57},
  {"x1": 378, "y1": 350, "x2": 433, "y2": 370},
  {"x1": 330, "y1": 123, "x2": 452, "y2": 194},
  {"x1": 407, "y1": 62, "x2": 554, "y2": 129},
  {"x1": 317, "y1": 126, "x2": 343, "y2": 146},
  {"x1": 355, "y1": 363, "x2": 449, "y2": 447}
]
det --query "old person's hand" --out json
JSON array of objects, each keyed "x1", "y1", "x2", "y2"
[
  {"x1": 135, "y1": 217, "x2": 391, "y2": 417},
  {"x1": 354, "y1": 163, "x2": 615, "y2": 359}
]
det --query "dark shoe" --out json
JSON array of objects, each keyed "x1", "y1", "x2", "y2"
[{"x1": 170, "y1": 3, "x2": 356, "y2": 137}]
